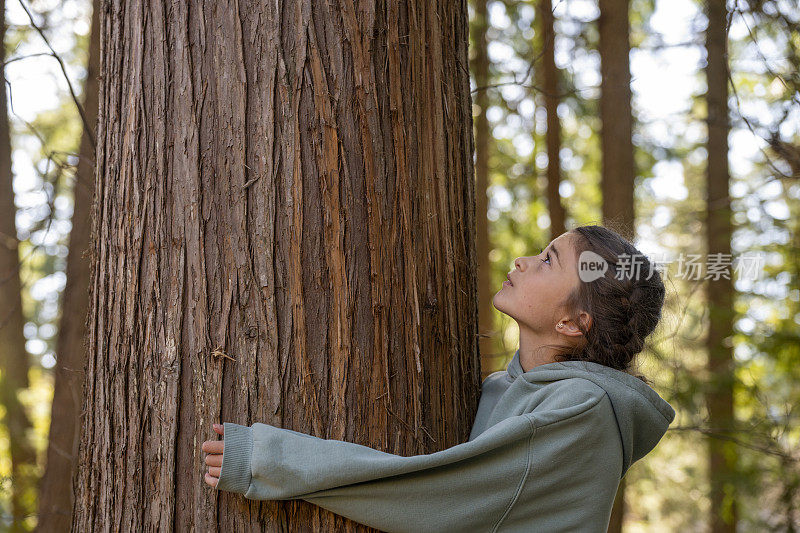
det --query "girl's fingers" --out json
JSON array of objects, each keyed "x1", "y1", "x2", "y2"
[
  {"x1": 205, "y1": 454, "x2": 222, "y2": 467},
  {"x1": 203, "y1": 425, "x2": 225, "y2": 490},
  {"x1": 202, "y1": 439, "x2": 224, "y2": 454}
]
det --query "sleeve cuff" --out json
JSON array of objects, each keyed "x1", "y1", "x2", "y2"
[{"x1": 216, "y1": 422, "x2": 253, "y2": 494}]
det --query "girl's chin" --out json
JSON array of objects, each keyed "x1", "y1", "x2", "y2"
[{"x1": 491, "y1": 293, "x2": 509, "y2": 312}]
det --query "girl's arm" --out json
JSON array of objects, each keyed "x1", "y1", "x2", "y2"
[
  {"x1": 215, "y1": 416, "x2": 535, "y2": 533},
  {"x1": 209, "y1": 380, "x2": 619, "y2": 533}
]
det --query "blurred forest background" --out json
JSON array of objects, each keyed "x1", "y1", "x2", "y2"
[{"x1": 0, "y1": 0, "x2": 797, "y2": 531}]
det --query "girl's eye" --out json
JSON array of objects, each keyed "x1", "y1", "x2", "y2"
[{"x1": 541, "y1": 252, "x2": 551, "y2": 265}]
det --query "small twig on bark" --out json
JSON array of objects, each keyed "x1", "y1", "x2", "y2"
[{"x1": 211, "y1": 346, "x2": 237, "y2": 362}]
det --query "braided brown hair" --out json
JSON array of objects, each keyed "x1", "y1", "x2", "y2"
[{"x1": 551, "y1": 224, "x2": 666, "y2": 383}]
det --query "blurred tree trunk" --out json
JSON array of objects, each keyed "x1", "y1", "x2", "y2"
[
  {"x1": 608, "y1": 476, "x2": 627, "y2": 533},
  {"x1": 599, "y1": 0, "x2": 635, "y2": 241},
  {"x1": 538, "y1": 0, "x2": 566, "y2": 239},
  {"x1": 34, "y1": 0, "x2": 100, "y2": 531},
  {"x1": 598, "y1": 0, "x2": 635, "y2": 530},
  {"x1": 704, "y1": 0, "x2": 737, "y2": 531},
  {"x1": 472, "y1": 0, "x2": 496, "y2": 380},
  {"x1": 72, "y1": 1, "x2": 479, "y2": 531},
  {"x1": 0, "y1": 0, "x2": 38, "y2": 530}
]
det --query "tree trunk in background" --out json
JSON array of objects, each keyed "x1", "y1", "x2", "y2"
[
  {"x1": 72, "y1": 1, "x2": 479, "y2": 530},
  {"x1": 599, "y1": 0, "x2": 635, "y2": 242},
  {"x1": 538, "y1": 0, "x2": 566, "y2": 239},
  {"x1": 0, "y1": 0, "x2": 38, "y2": 530},
  {"x1": 35, "y1": 0, "x2": 100, "y2": 530},
  {"x1": 608, "y1": 477, "x2": 627, "y2": 533},
  {"x1": 598, "y1": 0, "x2": 635, "y2": 530},
  {"x1": 472, "y1": 0, "x2": 496, "y2": 380},
  {"x1": 704, "y1": 0, "x2": 737, "y2": 531}
]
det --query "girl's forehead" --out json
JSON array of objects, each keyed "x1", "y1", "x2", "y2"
[{"x1": 549, "y1": 233, "x2": 574, "y2": 254}]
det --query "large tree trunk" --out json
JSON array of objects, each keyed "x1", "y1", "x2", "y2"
[
  {"x1": 598, "y1": 0, "x2": 635, "y2": 530},
  {"x1": 705, "y1": 0, "x2": 737, "y2": 531},
  {"x1": 72, "y1": 1, "x2": 479, "y2": 530},
  {"x1": 35, "y1": 0, "x2": 100, "y2": 530},
  {"x1": 0, "y1": 0, "x2": 38, "y2": 530},
  {"x1": 471, "y1": 0, "x2": 496, "y2": 380},
  {"x1": 538, "y1": 0, "x2": 566, "y2": 239}
]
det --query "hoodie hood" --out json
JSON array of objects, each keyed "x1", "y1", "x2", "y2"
[{"x1": 507, "y1": 349, "x2": 675, "y2": 475}]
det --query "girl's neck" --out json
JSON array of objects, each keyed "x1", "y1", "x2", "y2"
[{"x1": 517, "y1": 326, "x2": 560, "y2": 372}]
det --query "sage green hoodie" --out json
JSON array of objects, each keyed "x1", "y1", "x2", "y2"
[{"x1": 215, "y1": 349, "x2": 675, "y2": 532}]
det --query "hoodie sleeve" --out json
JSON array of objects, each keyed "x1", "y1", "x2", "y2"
[{"x1": 215, "y1": 417, "x2": 536, "y2": 533}]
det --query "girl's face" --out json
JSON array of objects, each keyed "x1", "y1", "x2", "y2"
[{"x1": 492, "y1": 231, "x2": 581, "y2": 333}]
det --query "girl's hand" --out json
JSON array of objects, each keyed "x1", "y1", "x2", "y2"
[{"x1": 202, "y1": 424, "x2": 225, "y2": 488}]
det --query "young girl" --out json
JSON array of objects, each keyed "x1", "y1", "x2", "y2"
[{"x1": 202, "y1": 225, "x2": 675, "y2": 532}]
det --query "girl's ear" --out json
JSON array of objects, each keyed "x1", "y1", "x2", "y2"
[
  {"x1": 556, "y1": 312, "x2": 591, "y2": 337},
  {"x1": 556, "y1": 320, "x2": 577, "y2": 336}
]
